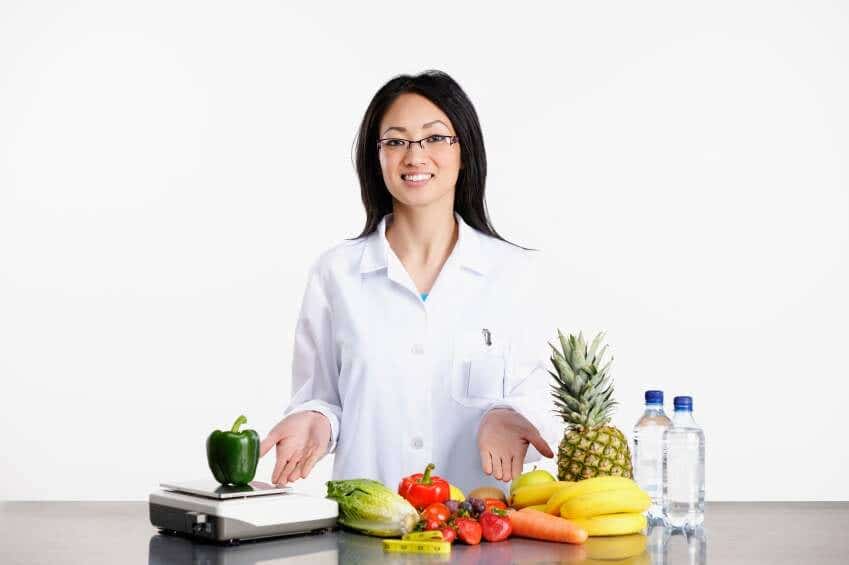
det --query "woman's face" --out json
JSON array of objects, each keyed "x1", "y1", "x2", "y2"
[{"x1": 377, "y1": 93, "x2": 461, "y2": 210}]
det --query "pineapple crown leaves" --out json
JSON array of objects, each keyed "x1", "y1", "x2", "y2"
[{"x1": 548, "y1": 330, "x2": 618, "y2": 429}]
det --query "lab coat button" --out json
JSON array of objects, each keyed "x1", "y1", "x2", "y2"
[
  {"x1": 411, "y1": 343, "x2": 425, "y2": 355},
  {"x1": 411, "y1": 437, "x2": 424, "y2": 449}
]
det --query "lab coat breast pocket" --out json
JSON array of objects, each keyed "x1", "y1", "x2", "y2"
[{"x1": 450, "y1": 328, "x2": 511, "y2": 408}]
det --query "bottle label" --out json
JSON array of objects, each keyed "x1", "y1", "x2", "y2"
[{"x1": 666, "y1": 434, "x2": 701, "y2": 502}]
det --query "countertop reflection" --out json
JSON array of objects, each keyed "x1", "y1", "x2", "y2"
[{"x1": 2, "y1": 502, "x2": 847, "y2": 564}]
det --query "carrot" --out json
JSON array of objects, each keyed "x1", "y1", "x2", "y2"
[{"x1": 507, "y1": 508, "x2": 588, "y2": 544}]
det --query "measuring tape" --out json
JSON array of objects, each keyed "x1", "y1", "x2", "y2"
[{"x1": 382, "y1": 539, "x2": 451, "y2": 554}]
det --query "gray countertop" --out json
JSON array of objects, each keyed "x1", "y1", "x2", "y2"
[{"x1": 1, "y1": 501, "x2": 847, "y2": 564}]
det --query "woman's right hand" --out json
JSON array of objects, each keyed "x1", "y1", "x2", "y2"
[{"x1": 259, "y1": 411, "x2": 331, "y2": 485}]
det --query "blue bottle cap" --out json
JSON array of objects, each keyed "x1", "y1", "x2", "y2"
[
  {"x1": 645, "y1": 390, "x2": 664, "y2": 404},
  {"x1": 674, "y1": 396, "x2": 693, "y2": 410}
]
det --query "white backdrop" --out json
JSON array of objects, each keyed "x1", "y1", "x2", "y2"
[{"x1": 1, "y1": 1, "x2": 847, "y2": 501}]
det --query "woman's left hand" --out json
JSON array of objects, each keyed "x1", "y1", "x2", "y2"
[{"x1": 477, "y1": 408, "x2": 554, "y2": 482}]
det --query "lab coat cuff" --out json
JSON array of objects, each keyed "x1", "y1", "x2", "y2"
[{"x1": 285, "y1": 401, "x2": 341, "y2": 454}]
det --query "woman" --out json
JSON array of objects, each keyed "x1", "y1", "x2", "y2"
[{"x1": 259, "y1": 70, "x2": 556, "y2": 494}]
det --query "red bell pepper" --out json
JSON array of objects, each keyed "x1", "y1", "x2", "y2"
[
  {"x1": 398, "y1": 463, "x2": 450, "y2": 510},
  {"x1": 479, "y1": 508, "x2": 512, "y2": 542}
]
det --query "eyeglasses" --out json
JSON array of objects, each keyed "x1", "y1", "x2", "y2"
[{"x1": 377, "y1": 134, "x2": 459, "y2": 154}]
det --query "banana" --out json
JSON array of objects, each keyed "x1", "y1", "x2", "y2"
[
  {"x1": 583, "y1": 533, "x2": 648, "y2": 559},
  {"x1": 509, "y1": 481, "x2": 573, "y2": 508},
  {"x1": 545, "y1": 488, "x2": 573, "y2": 515},
  {"x1": 543, "y1": 476, "x2": 639, "y2": 515},
  {"x1": 561, "y1": 488, "x2": 651, "y2": 519},
  {"x1": 570, "y1": 512, "x2": 648, "y2": 536}
]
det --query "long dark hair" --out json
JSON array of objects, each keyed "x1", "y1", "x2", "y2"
[{"x1": 353, "y1": 70, "x2": 521, "y2": 247}]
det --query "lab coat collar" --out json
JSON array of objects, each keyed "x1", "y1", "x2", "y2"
[{"x1": 358, "y1": 212, "x2": 489, "y2": 276}]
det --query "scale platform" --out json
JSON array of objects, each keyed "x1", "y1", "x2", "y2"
[{"x1": 149, "y1": 479, "x2": 338, "y2": 544}]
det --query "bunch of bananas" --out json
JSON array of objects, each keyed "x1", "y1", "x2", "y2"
[
  {"x1": 512, "y1": 476, "x2": 650, "y2": 536},
  {"x1": 509, "y1": 480, "x2": 573, "y2": 510}
]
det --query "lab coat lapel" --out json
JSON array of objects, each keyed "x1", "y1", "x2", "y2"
[
  {"x1": 357, "y1": 213, "x2": 491, "y2": 302},
  {"x1": 358, "y1": 214, "x2": 421, "y2": 299}
]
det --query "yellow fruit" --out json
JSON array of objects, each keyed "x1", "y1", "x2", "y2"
[
  {"x1": 545, "y1": 488, "x2": 574, "y2": 515},
  {"x1": 569, "y1": 512, "x2": 647, "y2": 536},
  {"x1": 509, "y1": 481, "x2": 573, "y2": 508},
  {"x1": 584, "y1": 533, "x2": 648, "y2": 559},
  {"x1": 544, "y1": 476, "x2": 640, "y2": 515},
  {"x1": 561, "y1": 488, "x2": 650, "y2": 519},
  {"x1": 525, "y1": 503, "x2": 548, "y2": 512},
  {"x1": 449, "y1": 484, "x2": 465, "y2": 502},
  {"x1": 509, "y1": 466, "x2": 557, "y2": 494}
]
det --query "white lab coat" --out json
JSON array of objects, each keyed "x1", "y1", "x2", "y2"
[{"x1": 283, "y1": 212, "x2": 559, "y2": 494}]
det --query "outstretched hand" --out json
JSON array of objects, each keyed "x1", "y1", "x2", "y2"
[
  {"x1": 477, "y1": 408, "x2": 554, "y2": 483},
  {"x1": 259, "y1": 411, "x2": 331, "y2": 486}
]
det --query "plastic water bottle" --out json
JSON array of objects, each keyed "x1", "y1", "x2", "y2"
[
  {"x1": 662, "y1": 396, "x2": 705, "y2": 529},
  {"x1": 633, "y1": 390, "x2": 672, "y2": 520}
]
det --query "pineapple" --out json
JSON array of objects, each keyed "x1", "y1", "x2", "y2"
[{"x1": 549, "y1": 330, "x2": 633, "y2": 481}]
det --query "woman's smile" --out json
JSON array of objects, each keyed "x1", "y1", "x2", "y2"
[{"x1": 401, "y1": 172, "x2": 434, "y2": 188}]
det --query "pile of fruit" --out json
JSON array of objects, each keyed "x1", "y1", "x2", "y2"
[
  {"x1": 510, "y1": 472, "x2": 650, "y2": 537},
  {"x1": 327, "y1": 463, "x2": 651, "y2": 555},
  {"x1": 395, "y1": 463, "x2": 649, "y2": 549},
  {"x1": 398, "y1": 463, "x2": 513, "y2": 545},
  {"x1": 412, "y1": 496, "x2": 511, "y2": 544}
]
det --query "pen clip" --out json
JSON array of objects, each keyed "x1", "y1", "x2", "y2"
[{"x1": 482, "y1": 328, "x2": 492, "y2": 347}]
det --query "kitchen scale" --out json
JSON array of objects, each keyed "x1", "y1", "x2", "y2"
[{"x1": 149, "y1": 479, "x2": 338, "y2": 544}]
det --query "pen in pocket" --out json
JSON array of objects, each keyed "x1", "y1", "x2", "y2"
[{"x1": 482, "y1": 328, "x2": 492, "y2": 346}]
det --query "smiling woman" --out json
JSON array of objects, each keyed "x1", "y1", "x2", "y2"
[
  {"x1": 376, "y1": 96, "x2": 462, "y2": 211},
  {"x1": 259, "y1": 70, "x2": 556, "y2": 495},
  {"x1": 353, "y1": 70, "x2": 504, "y2": 242}
]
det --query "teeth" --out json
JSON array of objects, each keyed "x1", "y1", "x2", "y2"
[{"x1": 403, "y1": 174, "x2": 432, "y2": 182}]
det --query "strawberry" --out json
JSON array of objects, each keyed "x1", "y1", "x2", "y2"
[
  {"x1": 454, "y1": 517, "x2": 482, "y2": 545},
  {"x1": 479, "y1": 508, "x2": 512, "y2": 542}
]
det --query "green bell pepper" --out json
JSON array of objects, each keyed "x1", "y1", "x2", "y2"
[{"x1": 206, "y1": 415, "x2": 259, "y2": 486}]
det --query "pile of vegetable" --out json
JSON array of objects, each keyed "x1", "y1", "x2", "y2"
[
  {"x1": 326, "y1": 463, "x2": 654, "y2": 553},
  {"x1": 325, "y1": 479, "x2": 418, "y2": 537}
]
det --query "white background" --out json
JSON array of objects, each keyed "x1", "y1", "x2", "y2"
[{"x1": 1, "y1": 1, "x2": 847, "y2": 501}]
